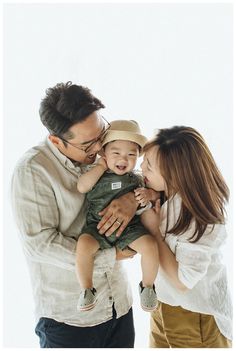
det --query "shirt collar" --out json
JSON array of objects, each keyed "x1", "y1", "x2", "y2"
[{"x1": 46, "y1": 136, "x2": 81, "y2": 170}]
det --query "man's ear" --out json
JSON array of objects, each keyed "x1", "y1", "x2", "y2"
[{"x1": 49, "y1": 135, "x2": 61, "y2": 146}]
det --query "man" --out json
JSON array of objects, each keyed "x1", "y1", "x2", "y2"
[{"x1": 11, "y1": 82, "x2": 139, "y2": 348}]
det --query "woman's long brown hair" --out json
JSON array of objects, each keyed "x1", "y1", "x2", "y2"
[{"x1": 144, "y1": 126, "x2": 229, "y2": 242}]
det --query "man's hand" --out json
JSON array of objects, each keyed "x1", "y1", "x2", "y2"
[
  {"x1": 116, "y1": 247, "x2": 137, "y2": 260},
  {"x1": 97, "y1": 192, "x2": 138, "y2": 237}
]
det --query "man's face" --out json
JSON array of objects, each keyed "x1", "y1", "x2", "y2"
[{"x1": 50, "y1": 111, "x2": 107, "y2": 164}]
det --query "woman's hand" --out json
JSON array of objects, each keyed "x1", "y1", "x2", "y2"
[{"x1": 97, "y1": 192, "x2": 138, "y2": 237}]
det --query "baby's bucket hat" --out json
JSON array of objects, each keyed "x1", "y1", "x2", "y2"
[{"x1": 102, "y1": 119, "x2": 147, "y2": 150}]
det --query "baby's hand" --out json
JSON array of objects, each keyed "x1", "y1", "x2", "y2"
[
  {"x1": 134, "y1": 187, "x2": 160, "y2": 207},
  {"x1": 97, "y1": 156, "x2": 108, "y2": 171}
]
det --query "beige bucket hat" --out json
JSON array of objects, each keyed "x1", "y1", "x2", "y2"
[{"x1": 102, "y1": 119, "x2": 147, "y2": 150}]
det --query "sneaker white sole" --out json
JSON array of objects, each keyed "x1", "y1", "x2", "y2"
[
  {"x1": 78, "y1": 299, "x2": 97, "y2": 312},
  {"x1": 141, "y1": 304, "x2": 158, "y2": 312}
]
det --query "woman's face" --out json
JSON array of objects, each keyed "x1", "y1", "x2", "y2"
[{"x1": 141, "y1": 146, "x2": 166, "y2": 192}]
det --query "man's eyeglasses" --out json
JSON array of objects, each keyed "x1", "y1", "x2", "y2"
[{"x1": 59, "y1": 115, "x2": 111, "y2": 153}]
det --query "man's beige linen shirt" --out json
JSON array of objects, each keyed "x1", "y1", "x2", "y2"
[{"x1": 11, "y1": 137, "x2": 132, "y2": 326}]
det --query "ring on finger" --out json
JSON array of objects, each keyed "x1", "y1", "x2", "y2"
[{"x1": 116, "y1": 220, "x2": 122, "y2": 226}]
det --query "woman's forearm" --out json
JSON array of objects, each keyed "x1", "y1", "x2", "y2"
[
  {"x1": 155, "y1": 233, "x2": 187, "y2": 291},
  {"x1": 140, "y1": 209, "x2": 187, "y2": 291}
]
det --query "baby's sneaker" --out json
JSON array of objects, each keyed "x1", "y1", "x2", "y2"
[
  {"x1": 139, "y1": 281, "x2": 158, "y2": 312},
  {"x1": 77, "y1": 287, "x2": 97, "y2": 311}
]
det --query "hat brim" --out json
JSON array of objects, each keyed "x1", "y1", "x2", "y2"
[{"x1": 102, "y1": 130, "x2": 147, "y2": 150}]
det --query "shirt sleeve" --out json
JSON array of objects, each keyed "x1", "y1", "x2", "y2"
[
  {"x1": 175, "y1": 227, "x2": 226, "y2": 289},
  {"x1": 176, "y1": 242, "x2": 212, "y2": 289},
  {"x1": 11, "y1": 165, "x2": 116, "y2": 272}
]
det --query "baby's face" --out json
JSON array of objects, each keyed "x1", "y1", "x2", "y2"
[{"x1": 104, "y1": 140, "x2": 139, "y2": 175}]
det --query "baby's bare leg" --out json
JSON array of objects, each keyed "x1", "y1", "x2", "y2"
[
  {"x1": 129, "y1": 235, "x2": 159, "y2": 287},
  {"x1": 76, "y1": 234, "x2": 100, "y2": 289}
]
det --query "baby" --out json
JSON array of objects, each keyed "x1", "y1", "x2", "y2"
[{"x1": 76, "y1": 120, "x2": 159, "y2": 312}]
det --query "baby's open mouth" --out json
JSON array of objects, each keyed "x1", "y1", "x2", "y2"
[{"x1": 116, "y1": 165, "x2": 126, "y2": 171}]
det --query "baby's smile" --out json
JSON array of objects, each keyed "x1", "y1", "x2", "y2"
[{"x1": 116, "y1": 165, "x2": 127, "y2": 171}]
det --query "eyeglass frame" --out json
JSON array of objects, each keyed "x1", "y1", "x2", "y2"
[{"x1": 58, "y1": 115, "x2": 111, "y2": 153}]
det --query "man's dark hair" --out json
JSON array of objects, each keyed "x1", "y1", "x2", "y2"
[{"x1": 39, "y1": 81, "x2": 105, "y2": 138}]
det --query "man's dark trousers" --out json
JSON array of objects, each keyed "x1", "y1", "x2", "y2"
[{"x1": 35, "y1": 306, "x2": 135, "y2": 348}]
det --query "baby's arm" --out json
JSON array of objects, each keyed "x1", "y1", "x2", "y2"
[
  {"x1": 77, "y1": 157, "x2": 108, "y2": 193},
  {"x1": 134, "y1": 187, "x2": 160, "y2": 207}
]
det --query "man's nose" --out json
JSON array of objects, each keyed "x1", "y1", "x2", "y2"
[{"x1": 92, "y1": 140, "x2": 103, "y2": 154}]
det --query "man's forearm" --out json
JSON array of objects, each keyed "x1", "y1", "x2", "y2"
[{"x1": 20, "y1": 228, "x2": 77, "y2": 271}]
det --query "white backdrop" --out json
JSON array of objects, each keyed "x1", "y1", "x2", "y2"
[{"x1": 3, "y1": 2, "x2": 233, "y2": 348}]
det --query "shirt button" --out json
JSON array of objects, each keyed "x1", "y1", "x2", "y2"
[{"x1": 109, "y1": 296, "x2": 113, "y2": 300}]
